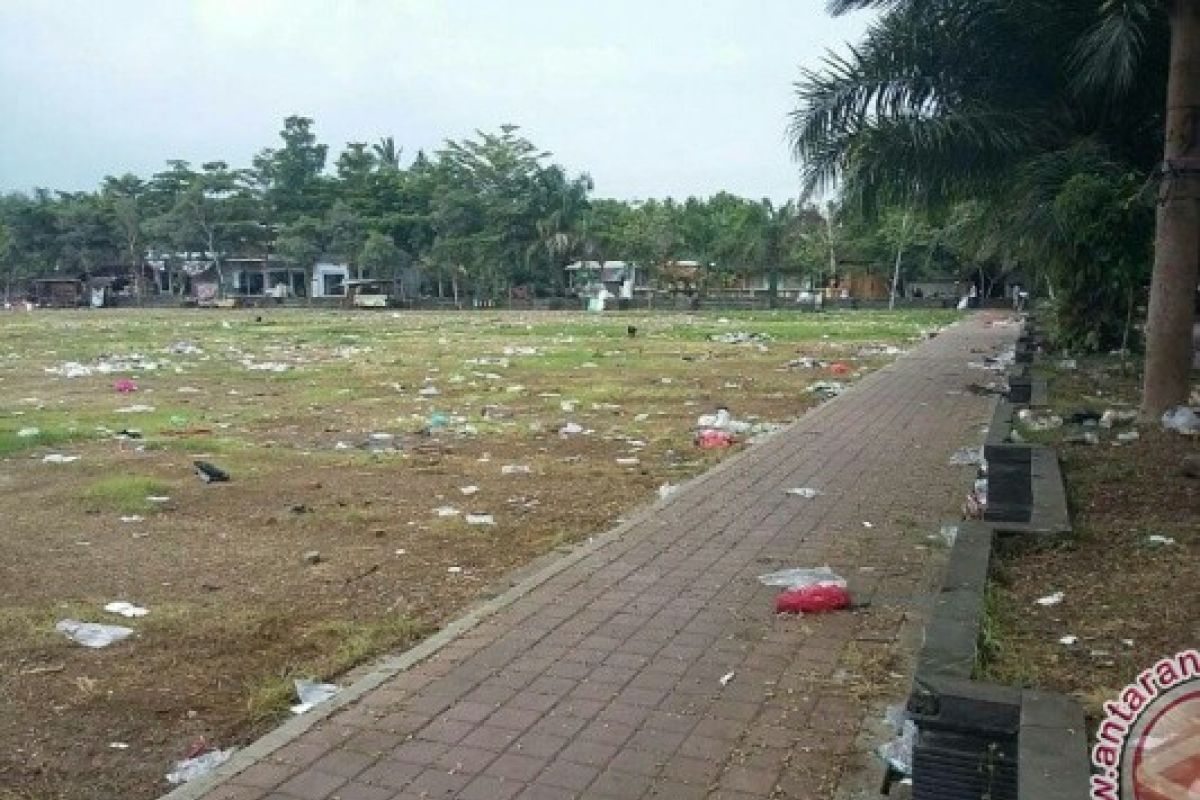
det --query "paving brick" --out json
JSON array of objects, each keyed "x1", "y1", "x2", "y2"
[{"x1": 190, "y1": 318, "x2": 1016, "y2": 800}]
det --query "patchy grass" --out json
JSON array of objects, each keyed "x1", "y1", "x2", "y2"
[
  {"x1": 0, "y1": 307, "x2": 953, "y2": 800},
  {"x1": 80, "y1": 476, "x2": 174, "y2": 514}
]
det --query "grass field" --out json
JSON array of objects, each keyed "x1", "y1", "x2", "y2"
[{"x1": 0, "y1": 306, "x2": 957, "y2": 800}]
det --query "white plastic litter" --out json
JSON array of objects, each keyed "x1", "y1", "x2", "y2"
[
  {"x1": 447, "y1": 565, "x2": 463, "y2": 573},
  {"x1": 119, "y1": 515, "x2": 144, "y2": 523},
  {"x1": 615, "y1": 457, "x2": 640, "y2": 466},
  {"x1": 114, "y1": 405, "x2": 155, "y2": 414},
  {"x1": 1162, "y1": 406, "x2": 1200, "y2": 435},
  {"x1": 17, "y1": 427, "x2": 39, "y2": 437},
  {"x1": 418, "y1": 385, "x2": 440, "y2": 396},
  {"x1": 434, "y1": 506, "x2": 461, "y2": 517},
  {"x1": 290, "y1": 679, "x2": 340, "y2": 715},
  {"x1": 460, "y1": 485, "x2": 479, "y2": 496},
  {"x1": 658, "y1": 484, "x2": 679, "y2": 501},
  {"x1": 166, "y1": 749, "x2": 235, "y2": 785},
  {"x1": 877, "y1": 706, "x2": 918, "y2": 776},
  {"x1": 784, "y1": 487, "x2": 823, "y2": 499},
  {"x1": 104, "y1": 601, "x2": 149, "y2": 618},
  {"x1": 948, "y1": 446, "x2": 984, "y2": 466},
  {"x1": 42, "y1": 454, "x2": 79, "y2": 463},
  {"x1": 1099, "y1": 409, "x2": 1137, "y2": 429},
  {"x1": 465, "y1": 514, "x2": 495, "y2": 526},
  {"x1": 937, "y1": 525, "x2": 959, "y2": 546},
  {"x1": 560, "y1": 422, "x2": 584, "y2": 435},
  {"x1": 501, "y1": 465, "x2": 531, "y2": 475},
  {"x1": 719, "y1": 671, "x2": 735, "y2": 686},
  {"x1": 1146, "y1": 534, "x2": 1176, "y2": 547},
  {"x1": 55, "y1": 619, "x2": 135, "y2": 648},
  {"x1": 757, "y1": 566, "x2": 847, "y2": 590},
  {"x1": 1035, "y1": 591, "x2": 1065, "y2": 607},
  {"x1": 1059, "y1": 635, "x2": 1078, "y2": 646},
  {"x1": 1116, "y1": 431, "x2": 1140, "y2": 443}
]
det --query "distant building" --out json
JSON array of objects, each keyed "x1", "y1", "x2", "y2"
[
  {"x1": 564, "y1": 260, "x2": 642, "y2": 299},
  {"x1": 312, "y1": 262, "x2": 350, "y2": 298}
]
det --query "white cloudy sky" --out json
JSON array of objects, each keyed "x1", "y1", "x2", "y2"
[{"x1": 0, "y1": 1, "x2": 872, "y2": 201}]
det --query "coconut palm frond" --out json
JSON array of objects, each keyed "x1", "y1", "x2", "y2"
[{"x1": 1068, "y1": 0, "x2": 1162, "y2": 98}]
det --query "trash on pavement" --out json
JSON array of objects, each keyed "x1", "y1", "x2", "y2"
[
  {"x1": 290, "y1": 679, "x2": 340, "y2": 715},
  {"x1": 948, "y1": 446, "x2": 984, "y2": 466},
  {"x1": 785, "y1": 487, "x2": 823, "y2": 499},
  {"x1": 877, "y1": 706, "x2": 917, "y2": 777},
  {"x1": 775, "y1": 584, "x2": 852, "y2": 614},
  {"x1": 658, "y1": 484, "x2": 679, "y2": 501},
  {"x1": 55, "y1": 619, "x2": 135, "y2": 648},
  {"x1": 465, "y1": 514, "x2": 495, "y2": 526},
  {"x1": 104, "y1": 601, "x2": 149, "y2": 618},
  {"x1": 166, "y1": 748, "x2": 236, "y2": 785},
  {"x1": 193, "y1": 461, "x2": 229, "y2": 483},
  {"x1": 719, "y1": 671, "x2": 735, "y2": 686},
  {"x1": 758, "y1": 566, "x2": 847, "y2": 590}
]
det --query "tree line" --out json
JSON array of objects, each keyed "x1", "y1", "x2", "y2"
[{"x1": 0, "y1": 117, "x2": 995, "y2": 305}]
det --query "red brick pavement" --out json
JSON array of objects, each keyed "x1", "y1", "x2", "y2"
[{"x1": 178, "y1": 314, "x2": 1016, "y2": 800}]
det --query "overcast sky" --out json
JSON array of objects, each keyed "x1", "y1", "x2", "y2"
[{"x1": 0, "y1": 1, "x2": 871, "y2": 202}]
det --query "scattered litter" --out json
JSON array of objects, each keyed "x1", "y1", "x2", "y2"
[
  {"x1": 1059, "y1": 635, "x2": 1078, "y2": 646},
  {"x1": 616, "y1": 457, "x2": 640, "y2": 466},
  {"x1": 242, "y1": 360, "x2": 290, "y2": 372},
  {"x1": 109, "y1": 742, "x2": 130, "y2": 750},
  {"x1": 42, "y1": 454, "x2": 79, "y2": 464},
  {"x1": 695, "y1": 429, "x2": 736, "y2": 449},
  {"x1": 113, "y1": 378, "x2": 138, "y2": 393},
  {"x1": 1162, "y1": 406, "x2": 1200, "y2": 435},
  {"x1": 948, "y1": 446, "x2": 984, "y2": 466},
  {"x1": 104, "y1": 601, "x2": 149, "y2": 618},
  {"x1": 302, "y1": 550, "x2": 323, "y2": 565},
  {"x1": 1065, "y1": 431, "x2": 1100, "y2": 446},
  {"x1": 1058, "y1": 359, "x2": 1077, "y2": 370},
  {"x1": 829, "y1": 362, "x2": 852, "y2": 376},
  {"x1": 55, "y1": 619, "x2": 135, "y2": 648},
  {"x1": 193, "y1": 461, "x2": 229, "y2": 483},
  {"x1": 119, "y1": 515, "x2": 144, "y2": 523},
  {"x1": 166, "y1": 749, "x2": 235, "y2": 785},
  {"x1": 434, "y1": 506, "x2": 461, "y2": 517},
  {"x1": 447, "y1": 565, "x2": 463, "y2": 573},
  {"x1": 501, "y1": 464, "x2": 531, "y2": 475},
  {"x1": 1146, "y1": 534, "x2": 1176, "y2": 548},
  {"x1": 465, "y1": 514, "x2": 495, "y2": 526},
  {"x1": 290, "y1": 679, "x2": 340, "y2": 715},
  {"x1": 787, "y1": 356, "x2": 825, "y2": 369},
  {"x1": 862, "y1": 521, "x2": 874, "y2": 529},
  {"x1": 758, "y1": 566, "x2": 847, "y2": 589},
  {"x1": 146, "y1": 495, "x2": 170, "y2": 504},
  {"x1": 1017, "y1": 409, "x2": 1063, "y2": 431},
  {"x1": 934, "y1": 525, "x2": 959, "y2": 546},
  {"x1": 460, "y1": 486, "x2": 479, "y2": 496},
  {"x1": 418, "y1": 385, "x2": 440, "y2": 396},
  {"x1": 709, "y1": 331, "x2": 773, "y2": 345},
  {"x1": 1116, "y1": 431, "x2": 1140, "y2": 443},
  {"x1": 658, "y1": 484, "x2": 679, "y2": 501},
  {"x1": 964, "y1": 477, "x2": 988, "y2": 518},
  {"x1": 634, "y1": 413, "x2": 649, "y2": 422},
  {"x1": 776, "y1": 584, "x2": 852, "y2": 614},
  {"x1": 1035, "y1": 591, "x2": 1064, "y2": 607},
  {"x1": 877, "y1": 706, "x2": 917, "y2": 777},
  {"x1": 785, "y1": 487, "x2": 823, "y2": 499},
  {"x1": 1100, "y1": 409, "x2": 1137, "y2": 429},
  {"x1": 719, "y1": 671, "x2": 735, "y2": 686},
  {"x1": 559, "y1": 422, "x2": 584, "y2": 435},
  {"x1": 115, "y1": 404, "x2": 155, "y2": 414},
  {"x1": 808, "y1": 381, "x2": 845, "y2": 399},
  {"x1": 17, "y1": 427, "x2": 39, "y2": 437}
]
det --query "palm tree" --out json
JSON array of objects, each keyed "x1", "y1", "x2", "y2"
[
  {"x1": 373, "y1": 137, "x2": 402, "y2": 171},
  {"x1": 1069, "y1": 0, "x2": 1197, "y2": 416},
  {"x1": 791, "y1": 0, "x2": 1183, "y2": 413}
]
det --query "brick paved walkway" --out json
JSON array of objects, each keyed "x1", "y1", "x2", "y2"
[{"x1": 180, "y1": 314, "x2": 1017, "y2": 800}]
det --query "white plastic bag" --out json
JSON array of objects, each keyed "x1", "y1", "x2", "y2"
[
  {"x1": 166, "y1": 749, "x2": 235, "y2": 784},
  {"x1": 757, "y1": 566, "x2": 847, "y2": 590},
  {"x1": 55, "y1": 619, "x2": 134, "y2": 648},
  {"x1": 1162, "y1": 406, "x2": 1200, "y2": 435},
  {"x1": 290, "y1": 679, "x2": 339, "y2": 715}
]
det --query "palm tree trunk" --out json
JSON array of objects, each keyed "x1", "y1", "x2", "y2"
[{"x1": 1142, "y1": 0, "x2": 1200, "y2": 418}]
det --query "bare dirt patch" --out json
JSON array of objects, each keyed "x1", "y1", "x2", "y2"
[
  {"x1": 0, "y1": 308, "x2": 953, "y2": 800},
  {"x1": 981, "y1": 357, "x2": 1199, "y2": 726}
]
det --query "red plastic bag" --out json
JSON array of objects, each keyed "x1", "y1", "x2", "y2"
[
  {"x1": 695, "y1": 429, "x2": 737, "y2": 449},
  {"x1": 775, "y1": 583, "x2": 851, "y2": 614},
  {"x1": 829, "y1": 362, "x2": 852, "y2": 376},
  {"x1": 114, "y1": 378, "x2": 138, "y2": 393}
]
